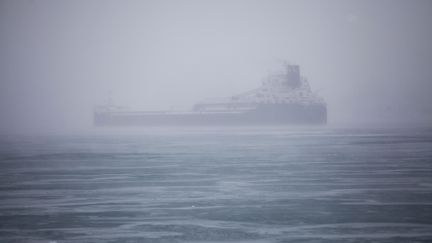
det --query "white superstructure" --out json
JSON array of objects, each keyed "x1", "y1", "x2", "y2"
[{"x1": 194, "y1": 64, "x2": 325, "y2": 112}]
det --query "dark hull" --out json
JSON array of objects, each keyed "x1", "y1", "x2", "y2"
[{"x1": 94, "y1": 104, "x2": 327, "y2": 126}]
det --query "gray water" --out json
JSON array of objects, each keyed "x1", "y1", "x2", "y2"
[{"x1": 1, "y1": 127, "x2": 432, "y2": 243}]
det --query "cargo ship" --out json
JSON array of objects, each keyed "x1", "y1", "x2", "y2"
[{"x1": 94, "y1": 64, "x2": 327, "y2": 126}]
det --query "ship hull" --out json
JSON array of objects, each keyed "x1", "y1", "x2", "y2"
[{"x1": 94, "y1": 103, "x2": 327, "y2": 126}]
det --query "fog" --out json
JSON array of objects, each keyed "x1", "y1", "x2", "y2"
[{"x1": 1, "y1": 0, "x2": 432, "y2": 134}]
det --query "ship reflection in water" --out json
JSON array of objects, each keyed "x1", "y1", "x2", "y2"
[
  {"x1": 94, "y1": 64, "x2": 327, "y2": 126},
  {"x1": 1, "y1": 127, "x2": 432, "y2": 242}
]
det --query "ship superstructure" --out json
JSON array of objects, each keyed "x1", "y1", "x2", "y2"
[{"x1": 94, "y1": 64, "x2": 327, "y2": 126}]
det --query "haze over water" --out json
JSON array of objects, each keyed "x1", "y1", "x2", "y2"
[
  {"x1": 1, "y1": 0, "x2": 432, "y2": 133},
  {"x1": 1, "y1": 0, "x2": 432, "y2": 242}
]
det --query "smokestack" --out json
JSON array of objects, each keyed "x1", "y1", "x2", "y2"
[{"x1": 286, "y1": 65, "x2": 301, "y2": 88}]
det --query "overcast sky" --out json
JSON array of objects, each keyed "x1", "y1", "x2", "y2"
[{"x1": 1, "y1": 0, "x2": 432, "y2": 133}]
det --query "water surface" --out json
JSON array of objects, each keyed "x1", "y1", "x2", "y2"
[{"x1": 1, "y1": 127, "x2": 432, "y2": 242}]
